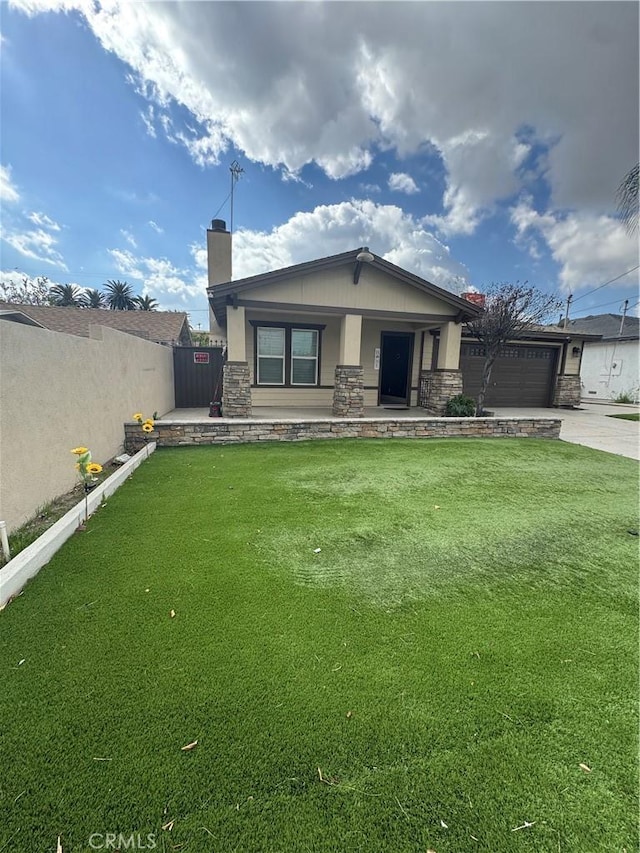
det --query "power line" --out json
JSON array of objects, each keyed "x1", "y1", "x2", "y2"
[
  {"x1": 571, "y1": 264, "x2": 640, "y2": 304},
  {"x1": 570, "y1": 296, "x2": 636, "y2": 318}
]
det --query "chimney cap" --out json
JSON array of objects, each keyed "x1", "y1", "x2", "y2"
[{"x1": 210, "y1": 219, "x2": 228, "y2": 232}]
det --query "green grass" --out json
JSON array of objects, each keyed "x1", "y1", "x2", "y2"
[
  {"x1": 607, "y1": 412, "x2": 640, "y2": 421},
  {"x1": 0, "y1": 439, "x2": 637, "y2": 853}
]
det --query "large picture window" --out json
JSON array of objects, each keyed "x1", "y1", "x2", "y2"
[{"x1": 254, "y1": 324, "x2": 323, "y2": 386}]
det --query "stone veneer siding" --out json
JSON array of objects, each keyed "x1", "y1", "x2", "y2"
[
  {"x1": 125, "y1": 417, "x2": 560, "y2": 452},
  {"x1": 553, "y1": 374, "x2": 581, "y2": 407},
  {"x1": 332, "y1": 365, "x2": 364, "y2": 417},
  {"x1": 222, "y1": 361, "x2": 252, "y2": 418},
  {"x1": 418, "y1": 369, "x2": 464, "y2": 415}
]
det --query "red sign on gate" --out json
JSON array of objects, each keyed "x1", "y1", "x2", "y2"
[{"x1": 193, "y1": 352, "x2": 210, "y2": 364}]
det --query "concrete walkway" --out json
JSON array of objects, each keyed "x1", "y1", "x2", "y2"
[
  {"x1": 164, "y1": 402, "x2": 639, "y2": 460},
  {"x1": 492, "y1": 402, "x2": 639, "y2": 460}
]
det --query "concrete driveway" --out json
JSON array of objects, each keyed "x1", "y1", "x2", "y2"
[{"x1": 492, "y1": 402, "x2": 640, "y2": 460}]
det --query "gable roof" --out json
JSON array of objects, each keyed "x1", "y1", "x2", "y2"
[
  {"x1": 207, "y1": 248, "x2": 482, "y2": 325},
  {"x1": 556, "y1": 313, "x2": 640, "y2": 341},
  {"x1": 0, "y1": 302, "x2": 191, "y2": 345}
]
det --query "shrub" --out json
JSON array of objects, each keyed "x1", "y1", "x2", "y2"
[
  {"x1": 445, "y1": 394, "x2": 476, "y2": 417},
  {"x1": 613, "y1": 391, "x2": 636, "y2": 404}
]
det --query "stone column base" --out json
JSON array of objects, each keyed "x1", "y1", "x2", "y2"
[
  {"x1": 332, "y1": 365, "x2": 364, "y2": 417},
  {"x1": 418, "y1": 369, "x2": 463, "y2": 415},
  {"x1": 553, "y1": 374, "x2": 581, "y2": 407},
  {"x1": 222, "y1": 361, "x2": 252, "y2": 418}
]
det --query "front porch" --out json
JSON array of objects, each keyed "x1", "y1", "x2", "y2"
[{"x1": 165, "y1": 405, "x2": 440, "y2": 422}]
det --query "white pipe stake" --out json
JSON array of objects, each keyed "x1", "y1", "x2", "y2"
[{"x1": 0, "y1": 521, "x2": 10, "y2": 562}]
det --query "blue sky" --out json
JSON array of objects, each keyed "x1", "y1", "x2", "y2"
[{"x1": 1, "y1": 1, "x2": 638, "y2": 330}]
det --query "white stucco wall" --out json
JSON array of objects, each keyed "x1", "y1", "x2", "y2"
[
  {"x1": 0, "y1": 322, "x2": 175, "y2": 532},
  {"x1": 580, "y1": 339, "x2": 640, "y2": 402}
]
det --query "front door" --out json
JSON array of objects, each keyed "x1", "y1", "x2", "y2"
[{"x1": 379, "y1": 332, "x2": 414, "y2": 405}]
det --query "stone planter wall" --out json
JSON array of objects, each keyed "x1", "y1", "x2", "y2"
[
  {"x1": 418, "y1": 369, "x2": 464, "y2": 415},
  {"x1": 332, "y1": 365, "x2": 364, "y2": 417},
  {"x1": 125, "y1": 417, "x2": 560, "y2": 452},
  {"x1": 553, "y1": 374, "x2": 581, "y2": 407},
  {"x1": 222, "y1": 361, "x2": 252, "y2": 418}
]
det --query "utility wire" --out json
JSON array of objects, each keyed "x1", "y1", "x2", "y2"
[
  {"x1": 570, "y1": 296, "x2": 638, "y2": 319},
  {"x1": 571, "y1": 264, "x2": 640, "y2": 304}
]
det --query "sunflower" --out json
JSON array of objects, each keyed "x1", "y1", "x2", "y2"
[
  {"x1": 142, "y1": 423, "x2": 154, "y2": 433},
  {"x1": 133, "y1": 413, "x2": 143, "y2": 422},
  {"x1": 143, "y1": 418, "x2": 154, "y2": 426},
  {"x1": 87, "y1": 463, "x2": 103, "y2": 475},
  {"x1": 71, "y1": 446, "x2": 89, "y2": 455}
]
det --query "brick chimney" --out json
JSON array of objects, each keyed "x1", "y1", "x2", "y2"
[{"x1": 461, "y1": 291, "x2": 486, "y2": 308}]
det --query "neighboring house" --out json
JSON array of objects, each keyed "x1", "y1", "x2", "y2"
[
  {"x1": 0, "y1": 302, "x2": 192, "y2": 346},
  {"x1": 205, "y1": 219, "x2": 595, "y2": 416},
  {"x1": 558, "y1": 314, "x2": 639, "y2": 403}
]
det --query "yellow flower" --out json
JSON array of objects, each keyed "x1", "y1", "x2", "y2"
[
  {"x1": 87, "y1": 463, "x2": 103, "y2": 474},
  {"x1": 144, "y1": 418, "x2": 154, "y2": 426},
  {"x1": 133, "y1": 413, "x2": 143, "y2": 422},
  {"x1": 71, "y1": 447, "x2": 89, "y2": 455},
  {"x1": 142, "y1": 423, "x2": 154, "y2": 433}
]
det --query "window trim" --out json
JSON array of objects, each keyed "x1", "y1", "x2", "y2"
[{"x1": 250, "y1": 321, "x2": 325, "y2": 387}]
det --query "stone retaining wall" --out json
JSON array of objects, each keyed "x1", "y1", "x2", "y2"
[{"x1": 125, "y1": 416, "x2": 561, "y2": 451}]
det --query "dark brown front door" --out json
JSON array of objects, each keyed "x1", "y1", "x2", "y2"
[
  {"x1": 460, "y1": 343, "x2": 558, "y2": 406},
  {"x1": 379, "y1": 332, "x2": 414, "y2": 405}
]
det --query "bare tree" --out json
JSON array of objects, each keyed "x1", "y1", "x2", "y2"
[
  {"x1": 0, "y1": 275, "x2": 51, "y2": 305},
  {"x1": 616, "y1": 163, "x2": 639, "y2": 234},
  {"x1": 466, "y1": 283, "x2": 561, "y2": 415}
]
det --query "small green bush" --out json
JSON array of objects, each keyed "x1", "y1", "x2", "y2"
[
  {"x1": 613, "y1": 391, "x2": 636, "y2": 404},
  {"x1": 445, "y1": 394, "x2": 476, "y2": 417}
]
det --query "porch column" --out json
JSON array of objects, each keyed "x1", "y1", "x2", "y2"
[
  {"x1": 222, "y1": 306, "x2": 252, "y2": 417},
  {"x1": 333, "y1": 314, "x2": 364, "y2": 417},
  {"x1": 420, "y1": 321, "x2": 463, "y2": 415}
]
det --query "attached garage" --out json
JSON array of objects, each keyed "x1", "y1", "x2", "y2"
[{"x1": 460, "y1": 341, "x2": 559, "y2": 407}]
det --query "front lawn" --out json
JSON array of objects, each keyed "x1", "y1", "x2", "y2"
[
  {"x1": 607, "y1": 412, "x2": 640, "y2": 421},
  {"x1": 1, "y1": 439, "x2": 637, "y2": 852}
]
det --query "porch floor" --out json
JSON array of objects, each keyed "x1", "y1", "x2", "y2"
[{"x1": 165, "y1": 406, "x2": 441, "y2": 422}]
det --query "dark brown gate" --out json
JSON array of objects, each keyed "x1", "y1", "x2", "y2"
[{"x1": 173, "y1": 347, "x2": 225, "y2": 407}]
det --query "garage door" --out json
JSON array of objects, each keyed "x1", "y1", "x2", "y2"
[{"x1": 460, "y1": 343, "x2": 558, "y2": 407}]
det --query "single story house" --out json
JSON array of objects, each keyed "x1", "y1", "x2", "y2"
[
  {"x1": 556, "y1": 314, "x2": 639, "y2": 403},
  {"x1": 205, "y1": 219, "x2": 596, "y2": 417},
  {"x1": 0, "y1": 302, "x2": 192, "y2": 346}
]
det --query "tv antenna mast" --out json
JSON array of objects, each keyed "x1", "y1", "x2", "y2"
[{"x1": 229, "y1": 160, "x2": 244, "y2": 233}]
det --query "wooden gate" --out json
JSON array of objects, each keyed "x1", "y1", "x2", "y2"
[{"x1": 173, "y1": 347, "x2": 225, "y2": 407}]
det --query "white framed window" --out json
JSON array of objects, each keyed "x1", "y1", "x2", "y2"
[
  {"x1": 256, "y1": 326, "x2": 285, "y2": 385},
  {"x1": 291, "y1": 328, "x2": 319, "y2": 385}
]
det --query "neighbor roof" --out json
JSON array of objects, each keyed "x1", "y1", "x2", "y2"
[
  {"x1": 0, "y1": 302, "x2": 191, "y2": 345},
  {"x1": 207, "y1": 248, "x2": 483, "y2": 325},
  {"x1": 556, "y1": 313, "x2": 640, "y2": 340}
]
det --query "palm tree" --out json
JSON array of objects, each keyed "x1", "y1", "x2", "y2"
[
  {"x1": 83, "y1": 288, "x2": 106, "y2": 309},
  {"x1": 49, "y1": 283, "x2": 86, "y2": 307},
  {"x1": 135, "y1": 294, "x2": 159, "y2": 311},
  {"x1": 616, "y1": 163, "x2": 639, "y2": 233},
  {"x1": 103, "y1": 279, "x2": 137, "y2": 310}
]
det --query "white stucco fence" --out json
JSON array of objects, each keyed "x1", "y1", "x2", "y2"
[
  {"x1": 0, "y1": 321, "x2": 174, "y2": 533},
  {"x1": 0, "y1": 442, "x2": 156, "y2": 608}
]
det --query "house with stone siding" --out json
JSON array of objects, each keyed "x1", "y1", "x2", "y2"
[{"x1": 205, "y1": 219, "x2": 595, "y2": 417}]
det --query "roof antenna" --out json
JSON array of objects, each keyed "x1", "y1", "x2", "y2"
[{"x1": 229, "y1": 160, "x2": 244, "y2": 234}]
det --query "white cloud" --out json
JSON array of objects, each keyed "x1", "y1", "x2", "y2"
[
  {"x1": 108, "y1": 247, "x2": 203, "y2": 309},
  {"x1": 27, "y1": 211, "x2": 61, "y2": 230},
  {"x1": 1, "y1": 164, "x2": 20, "y2": 203},
  {"x1": 9, "y1": 1, "x2": 637, "y2": 235},
  {"x1": 120, "y1": 228, "x2": 137, "y2": 249},
  {"x1": 388, "y1": 172, "x2": 419, "y2": 195},
  {"x1": 2, "y1": 227, "x2": 67, "y2": 269},
  {"x1": 230, "y1": 199, "x2": 469, "y2": 290},
  {"x1": 510, "y1": 197, "x2": 639, "y2": 295},
  {"x1": 148, "y1": 220, "x2": 163, "y2": 234}
]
